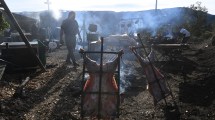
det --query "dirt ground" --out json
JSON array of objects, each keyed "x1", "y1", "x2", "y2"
[{"x1": 1, "y1": 39, "x2": 215, "y2": 120}]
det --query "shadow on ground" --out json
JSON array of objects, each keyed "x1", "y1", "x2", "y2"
[{"x1": 179, "y1": 74, "x2": 215, "y2": 106}]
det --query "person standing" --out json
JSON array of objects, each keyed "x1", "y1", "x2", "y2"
[
  {"x1": 180, "y1": 28, "x2": 190, "y2": 44},
  {"x1": 60, "y1": 11, "x2": 82, "y2": 66}
]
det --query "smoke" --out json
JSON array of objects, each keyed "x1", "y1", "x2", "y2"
[
  {"x1": 47, "y1": 1, "x2": 62, "y2": 20},
  {"x1": 73, "y1": 8, "x2": 185, "y2": 37},
  {"x1": 50, "y1": 9, "x2": 61, "y2": 20},
  {"x1": 119, "y1": 8, "x2": 185, "y2": 36},
  {"x1": 120, "y1": 66, "x2": 134, "y2": 94},
  {"x1": 19, "y1": 7, "x2": 186, "y2": 41},
  {"x1": 82, "y1": 11, "x2": 122, "y2": 37}
]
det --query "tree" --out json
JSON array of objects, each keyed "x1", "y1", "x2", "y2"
[
  {"x1": 188, "y1": 1, "x2": 208, "y2": 36},
  {"x1": 0, "y1": 11, "x2": 10, "y2": 32}
]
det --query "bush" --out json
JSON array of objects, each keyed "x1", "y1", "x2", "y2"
[
  {"x1": 202, "y1": 31, "x2": 213, "y2": 39},
  {"x1": 0, "y1": 12, "x2": 10, "y2": 32},
  {"x1": 212, "y1": 36, "x2": 215, "y2": 46}
]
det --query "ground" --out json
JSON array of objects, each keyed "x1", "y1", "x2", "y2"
[{"x1": 0, "y1": 40, "x2": 215, "y2": 120}]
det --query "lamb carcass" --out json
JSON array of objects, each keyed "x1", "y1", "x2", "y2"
[
  {"x1": 130, "y1": 47, "x2": 170, "y2": 105},
  {"x1": 81, "y1": 49, "x2": 123, "y2": 118}
]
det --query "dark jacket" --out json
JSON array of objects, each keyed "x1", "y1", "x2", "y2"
[{"x1": 61, "y1": 19, "x2": 79, "y2": 37}]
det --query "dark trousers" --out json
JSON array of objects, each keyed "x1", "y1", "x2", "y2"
[
  {"x1": 65, "y1": 35, "x2": 76, "y2": 64},
  {"x1": 66, "y1": 44, "x2": 76, "y2": 63}
]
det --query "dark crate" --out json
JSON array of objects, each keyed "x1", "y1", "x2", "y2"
[{"x1": 0, "y1": 42, "x2": 39, "y2": 71}]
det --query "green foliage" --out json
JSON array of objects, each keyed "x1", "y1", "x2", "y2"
[
  {"x1": 0, "y1": 12, "x2": 10, "y2": 32},
  {"x1": 211, "y1": 23, "x2": 215, "y2": 36},
  {"x1": 186, "y1": 1, "x2": 208, "y2": 37},
  {"x1": 190, "y1": 1, "x2": 208, "y2": 12},
  {"x1": 202, "y1": 31, "x2": 213, "y2": 39}
]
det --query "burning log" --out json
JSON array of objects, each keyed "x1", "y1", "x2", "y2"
[{"x1": 80, "y1": 48, "x2": 123, "y2": 119}]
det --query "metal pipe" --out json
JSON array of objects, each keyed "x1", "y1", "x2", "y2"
[
  {"x1": 44, "y1": 0, "x2": 51, "y2": 11},
  {"x1": 117, "y1": 53, "x2": 121, "y2": 117},
  {"x1": 155, "y1": 0, "x2": 158, "y2": 11},
  {"x1": 80, "y1": 53, "x2": 86, "y2": 119},
  {"x1": 79, "y1": 51, "x2": 120, "y2": 54},
  {"x1": 97, "y1": 37, "x2": 104, "y2": 119}
]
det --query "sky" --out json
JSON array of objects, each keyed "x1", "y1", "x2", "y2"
[{"x1": 4, "y1": 0, "x2": 215, "y2": 15}]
